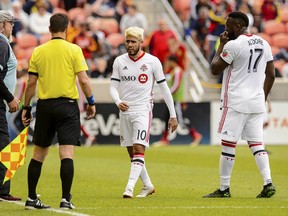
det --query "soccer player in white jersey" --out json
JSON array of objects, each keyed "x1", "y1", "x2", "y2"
[
  {"x1": 109, "y1": 26, "x2": 178, "y2": 198},
  {"x1": 203, "y1": 12, "x2": 276, "y2": 198}
]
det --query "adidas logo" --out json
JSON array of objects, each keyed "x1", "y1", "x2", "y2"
[
  {"x1": 123, "y1": 66, "x2": 128, "y2": 70},
  {"x1": 222, "y1": 131, "x2": 228, "y2": 135}
]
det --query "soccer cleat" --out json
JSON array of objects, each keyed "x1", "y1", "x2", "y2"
[
  {"x1": 136, "y1": 186, "x2": 155, "y2": 198},
  {"x1": 152, "y1": 140, "x2": 169, "y2": 147},
  {"x1": 25, "y1": 197, "x2": 50, "y2": 210},
  {"x1": 0, "y1": 194, "x2": 21, "y2": 201},
  {"x1": 203, "y1": 188, "x2": 231, "y2": 198},
  {"x1": 256, "y1": 183, "x2": 276, "y2": 198},
  {"x1": 190, "y1": 132, "x2": 202, "y2": 147},
  {"x1": 123, "y1": 188, "x2": 133, "y2": 198},
  {"x1": 60, "y1": 198, "x2": 76, "y2": 209}
]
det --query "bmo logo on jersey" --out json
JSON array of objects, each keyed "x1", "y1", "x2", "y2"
[
  {"x1": 138, "y1": 74, "x2": 148, "y2": 84},
  {"x1": 121, "y1": 76, "x2": 136, "y2": 81}
]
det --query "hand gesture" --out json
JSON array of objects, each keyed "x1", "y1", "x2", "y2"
[
  {"x1": 8, "y1": 97, "x2": 20, "y2": 113},
  {"x1": 86, "y1": 104, "x2": 96, "y2": 120},
  {"x1": 168, "y1": 117, "x2": 178, "y2": 133}
]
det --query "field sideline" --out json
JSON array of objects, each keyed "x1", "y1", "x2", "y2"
[{"x1": 1, "y1": 145, "x2": 287, "y2": 216}]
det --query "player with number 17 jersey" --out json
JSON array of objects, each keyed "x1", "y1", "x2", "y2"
[
  {"x1": 111, "y1": 52, "x2": 165, "y2": 114},
  {"x1": 220, "y1": 34, "x2": 273, "y2": 113}
]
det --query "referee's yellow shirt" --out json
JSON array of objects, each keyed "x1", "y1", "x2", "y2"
[{"x1": 28, "y1": 38, "x2": 89, "y2": 99}]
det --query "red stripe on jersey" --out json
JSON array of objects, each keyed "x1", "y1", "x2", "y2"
[{"x1": 128, "y1": 52, "x2": 145, "y2": 62}]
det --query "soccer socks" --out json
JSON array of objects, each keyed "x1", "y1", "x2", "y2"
[
  {"x1": 248, "y1": 142, "x2": 272, "y2": 185},
  {"x1": 219, "y1": 140, "x2": 236, "y2": 190},
  {"x1": 27, "y1": 159, "x2": 43, "y2": 199},
  {"x1": 126, "y1": 154, "x2": 144, "y2": 190},
  {"x1": 140, "y1": 165, "x2": 153, "y2": 188},
  {"x1": 60, "y1": 158, "x2": 74, "y2": 201}
]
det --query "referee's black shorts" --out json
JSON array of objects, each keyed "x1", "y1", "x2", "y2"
[{"x1": 33, "y1": 97, "x2": 81, "y2": 147}]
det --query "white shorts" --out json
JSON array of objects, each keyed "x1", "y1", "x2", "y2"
[
  {"x1": 119, "y1": 111, "x2": 152, "y2": 147},
  {"x1": 218, "y1": 107, "x2": 264, "y2": 142}
]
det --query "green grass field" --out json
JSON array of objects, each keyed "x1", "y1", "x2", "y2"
[{"x1": 1, "y1": 145, "x2": 288, "y2": 216}]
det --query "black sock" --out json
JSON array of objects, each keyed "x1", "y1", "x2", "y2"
[
  {"x1": 60, "y1": 158, "x2": 74, "y2": 201},
  {"x1": 27, "y1": 159, "x2": 43, "y2": 199}
]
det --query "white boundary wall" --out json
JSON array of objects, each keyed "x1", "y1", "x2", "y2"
[{"x1": 211, "y1": 101, "x2": 288, "y2": 145}]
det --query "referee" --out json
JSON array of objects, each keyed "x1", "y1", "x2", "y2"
[{"x1": 21, "y1": 13, "x2": 96, "y2": 210}]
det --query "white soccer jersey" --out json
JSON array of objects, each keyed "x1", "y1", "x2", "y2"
[
  {"x1": 110, "y1": 52, "x2": 166, "y2": 113},
  {"x1": 220, "y1": 34, "x2": 273, "y2": 113}
]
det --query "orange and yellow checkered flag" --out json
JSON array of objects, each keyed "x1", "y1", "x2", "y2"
[{"x1": 0, "y1": 127, "x2": 29, "y2": 184}]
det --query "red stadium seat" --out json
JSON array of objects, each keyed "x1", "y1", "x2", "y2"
[
  {"x1": 281, "y1": 9, "x2": 288, "y2": 23},
  {"x1": 172, "y1": 0, "x2": 191, "y2": 22},
  {"x1": 272, "y1": 33, "x2": 288, "y2": 49},
  {"x1": 68, "y1": 7, "x2": 86, "y2": 21},
  {"x1": 98, "y1": 18, "x2": 119, "y2": 36},
  {"x1": 53, "y1": 7, "x2": 68, "y2": 15},
  {"x1": 257, "y1": 33, "x2": 272, "y2": 45},
  {"x1": 16, "y1": 33, "x2": 38, "y2": 49},
  {"x1": 50, "y1": 0, "x2": 59, "y2": 8},
  {"x1": 264, "y1": 20, "x2": 286, "y2": 35},
  {"x1": 39, "y1": 33, "x2": 51, "y2": 44},
  {"x1": 271, "y1": 45, "x2": 280, "y2": 55},
  {"x1": 106, "y1": 33, "x2": 125, "y2": 48}
]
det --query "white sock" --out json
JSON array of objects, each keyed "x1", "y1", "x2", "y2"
[
  {"x1": 219, "y1": 140, "x2": 236, "y2": 190},
  {"x1": 140, "y1": 165, "x2": 153, "y2": 187},
  {"x1": 126, "y1": 154, "x2": 144, "y2": 190},
  {"x1": 248, "y1": 142, "x2": 272, "y2": 185}
]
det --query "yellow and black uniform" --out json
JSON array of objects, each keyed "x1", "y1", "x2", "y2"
[
  {"x1": 29, "y1": 37, "x2": 88, "y2": 99},
  {"x1": 29, "y1": 37, "x2": 88, "y2": 147}
]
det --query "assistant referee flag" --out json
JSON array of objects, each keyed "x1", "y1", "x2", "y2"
[{"x1": 0, "y1": 127, "x2": 29, "y2": 184}]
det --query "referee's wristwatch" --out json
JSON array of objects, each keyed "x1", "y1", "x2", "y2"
[{"x1": 22, "y1": 105, "x2": 32, "y2": 110}]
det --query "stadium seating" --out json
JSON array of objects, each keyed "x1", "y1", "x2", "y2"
[
  {"x1": 39, "y1": 33, "x2": 51, "y2": 44},
  {"x1": 16, "y1": 33, "x2": 38, "y2": 49},
  {"x1": 264, "y1": 20, "x2": 286, "y2": 36},
  {"x1": 257, "y1": 33, "x2": 272, "y2": 45},
  {"x1": 172, "y1": 0, "x2": 191, "y2": 22},
  {"x1": 106, "y1": 33, "x2": 125, "y2": 49},
  {"x1": 67, "y1": 7, "x2": 86, "y2": 21},
  {"x1": 280, "y1": 8, "x2": 288, "y2": 23},
  {"x1": 272, "y1": 33, "x2": 288, "y2": 49},
  {"x1": 98, "y1": 18, "x2": 119, "y2": 36}
]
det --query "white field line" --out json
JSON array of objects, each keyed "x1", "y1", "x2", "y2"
[
  {"x1": 77, "y1": 206, "x2": 288, "y2": 210},
  {"x1": 7, "y1": 201, "x2": 91, "y2": 216}
]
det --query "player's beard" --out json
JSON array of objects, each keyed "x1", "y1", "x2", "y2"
[
  {"x1": 227, "y1": 31, "x2": 236, "y2": 41},
  {"x1": 127, "y1": 45, "x2": 140, "y2": 57}
]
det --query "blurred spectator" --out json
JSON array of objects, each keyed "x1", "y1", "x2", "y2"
[
  {"x1": 28, "y1": 2, "x2": 52, "y2": 39},
  {"x1": 90, "y1": 57, "x2": 111, "y2": 78},
  {"x1": 189, "y1": 5, "x2": 210, "y2": 58},
  {"x1": 9, "y1": 1, "x2": 29, "y2": 37},
  {"x1": 58, "y1": 0, "x2": 86, "y2": 11},
  {"x1": 119, "y1": 4, "x2": 148, "y2": 33},
  {"x1": 207, "y1": 0, "x2": 233, "y2": 62},
  {"x1": 67, "y1": 17, "x2": 82, "y2": 43},
  {"x1": 72, "y1": 21, "x2": 98, "y2": 75},
  {"x1": 167, "y1": 36, "x2": 188, "y2": 71},
  {"x1": 148, "y1": 18, "x2": 176, "y2": 65},
  {"x1": 261, "y1": 0, "x2": 281, "y2": 22},
  {"x1": 87, "y1": 17, "x2": 112, "y2": 60},
  {"x1": 0, "y1": 0, "x2": 12, "y2": 10},
  {"x1": 88, "y1": 0, "x2": 118, "y2": 19},
  {"x1": 23, "y1": 0, "x2": 53, "y2": 15},
  {"x1": 236, "y1": 0, "x2": 254, "y2": 32}
]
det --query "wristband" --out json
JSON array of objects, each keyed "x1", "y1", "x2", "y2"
[
  {"x1": 86, "y1": 95, "x2": 95, "y2": 105},
  {"x1": 22, "y1": 105, "x2": 32, "y2": 110}
]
